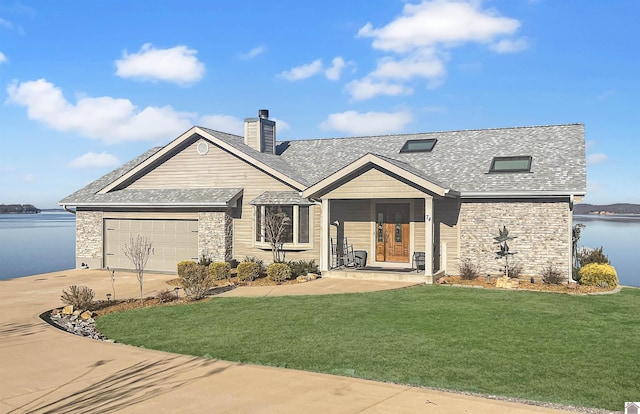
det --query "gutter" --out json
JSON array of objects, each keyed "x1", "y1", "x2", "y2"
[
  {"x1": 460, "y1": 191, "x2": 586, "y2": 199},
  {"x1": 61, "y1": 205, "x2": 76, "y2": 215}
]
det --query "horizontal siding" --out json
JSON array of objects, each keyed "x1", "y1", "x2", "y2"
[
  {"x1": 330, "y1": 200, "x2": 372, "y2": 253},
  {"x1": 325, "y1": 167, "x2": 426, "y2": 199}
]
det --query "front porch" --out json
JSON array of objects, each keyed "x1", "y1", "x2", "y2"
[{"x1": 323, "y1": 267, "x2": 445, "y2": 283}]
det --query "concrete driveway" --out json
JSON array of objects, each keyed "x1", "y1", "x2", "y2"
[{"x1": 0, "y1": 269, "x2": 576, "y2": 413}]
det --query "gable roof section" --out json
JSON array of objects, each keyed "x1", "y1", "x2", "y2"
[
  {"x1": 302, "y1": 153, "x2": 456, "y2": 198},
  {"x1": 62, "y1": 188, "x2": 242, "y2": 208},
  {"x1": 282, "y1": 124, "x2": 587, "y2": 197}
]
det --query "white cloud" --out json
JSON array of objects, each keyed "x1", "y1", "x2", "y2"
[
  {"x1": 597, "y1": 90, "x2": 615, "y2": 101},
  {"x1": 345, "y1": 78, "x2": 413, "y2": 100},
  {"x1": 349, "y1": 1, "x2": 526, "y2": 99},
  {"x1": 68, "y1": 152, "x2": 121, "y2": 169},
  {"x1": 6, "y1": 79, "x2": 194, "y2": 144},
  {"x1": 280, "y1": 59, "x2": 323, "y2": 81},
  {"x1": 490, "y1": 38, "x2": 528, "y2": 53},
  {"x1": 199, "y1": 114, "x2": 244, "y2": 135},
  {"x1": 238, "y1": 46, "x2": 266, "y2": 60},
  {"x1": 358, "y1": 1, "x2": 521, "y2": 53},
  {"x1": 271, "y1": 117, "x2": 291, "y2": 132},
  {"x1": 321, "y1": 110, "x2": 413, "y2": 135},
  {"x1": 115, "y1": 43, "x2": 205, "y2": 85},
  {"x1": 587, "y1": 153, "x2": 608, "y2": 165},
  {"x1": 0, "y1": 51, "x2": 6, "y2": 64},
  {"x1": 0, "y1": 17, "x2": 13, "y2": 29},
  {"x1": 325, "y1": 57, "x2": 346, "y2": 81}
]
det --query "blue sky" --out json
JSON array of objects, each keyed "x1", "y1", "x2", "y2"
[{"x1": 1, "y1": 0, "x2": 638, "y2": 208}]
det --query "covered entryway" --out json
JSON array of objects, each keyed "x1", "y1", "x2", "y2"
[
  {"x1": 104, "y1": 218, "x2": 199, "y2": 272},
  {"x1": 375, "y1": 203, "x2": 410, "y2": 263}
]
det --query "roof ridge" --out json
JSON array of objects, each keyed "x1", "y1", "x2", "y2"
[{"x1": 277, "y1": 123, "x2": 584, "y2": 143}]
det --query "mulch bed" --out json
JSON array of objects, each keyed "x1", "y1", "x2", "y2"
[{"x1": 440, "y1": 276, "x2": 617, "y2": 294}]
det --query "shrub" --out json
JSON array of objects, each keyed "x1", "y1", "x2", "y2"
[
  {"x1": 505, "y1": 262, "x2": 523, "y2": 279},
  {"x1": 579, "y1": 263, "x2": 618, "y2": 288},
  {"x1": 177, "y1": 260, "x2": 195, "y2": 277},
  {"x1": 197, "y1": 254, "x2": 213, "y2": 267},
  {"x1": 287, "y1": 259, "x2": 319, "y2": 277},
  {"x1": 61, "y1": 285, "x2": 95, "y2": 311},
  {"x1": 157, "y1": 288, "x2": 177, "y2": 303},
  {"x1": 267, "y1": 263, "x2": 292, "y2": 282},
  {"x1": 458, "y1": 258, "x2": 479, "y2": 280},
  {"x1": 180, "y1": 262, "x2": 211, "y2": 300},
  {"x1": 237, "y1": 261, "x2": 261, "y2": 282},
  {"x1": 243, "y1": 256, "x2": 265, "y2": 272},
  {"x1": 209, "y1": 261, "x2": 231, "y2": 281},
  {"x1": 578, "y1": 246, "x2": 610, "y2": 267},
  {"x1": 541, "y1": 264, "x2": 564, "y2": 285}
]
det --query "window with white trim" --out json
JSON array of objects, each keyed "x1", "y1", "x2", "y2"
[{"x1": 255, "y1": 205, "x2": 311, "y2": 247}]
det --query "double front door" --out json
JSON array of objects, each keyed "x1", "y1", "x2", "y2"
[{"x1": 375, "y1": 203, "x2": 410, "y2": 263}]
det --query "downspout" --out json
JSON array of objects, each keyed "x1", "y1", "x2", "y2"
[{"x1": 568, "y1": 194, "x2": 575, "y2": 283}]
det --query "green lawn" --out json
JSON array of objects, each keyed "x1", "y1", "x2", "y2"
[{"x1": 96, "y1": 286, "x2": 640, "y2": 411}]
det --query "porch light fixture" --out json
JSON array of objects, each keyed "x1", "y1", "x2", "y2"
[
  {"x1": 106, "y1": 293, "x2": 111, "y2": 302},
  {"x1": 174, "y1": 287, "x2": 180, "y2": 299}
]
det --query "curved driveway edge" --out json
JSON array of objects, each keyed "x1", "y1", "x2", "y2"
[{"x1": 1, "y1": 269, "x2": 579, "y2": 413}]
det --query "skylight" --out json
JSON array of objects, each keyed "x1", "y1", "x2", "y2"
[
  {"x1": 400, "y1": 138, "x2": 437, "y2": 153},
  {"x1": 489, "y1": 156, "x2": 532, "y2": 173}
]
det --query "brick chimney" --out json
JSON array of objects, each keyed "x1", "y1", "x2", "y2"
[{"x1": 244, "y1": 109, "x2": 276, "y2": 154}]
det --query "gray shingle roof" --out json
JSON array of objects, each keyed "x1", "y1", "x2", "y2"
[
  {"x1": 250, "y1": 191, "x2": 314, "y2": 205},
  {"x1": 60, "y1": 123, "x2": 586, "y2": 206},
  {"x1": 278, "y1": 124, "x2": 586, "y2": 195}
]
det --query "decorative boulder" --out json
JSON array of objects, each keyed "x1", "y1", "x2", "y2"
[{"x1": 62, "y1": 305, "x2": 74, "y2": 315}]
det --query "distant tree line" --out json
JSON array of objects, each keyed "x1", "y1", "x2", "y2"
[
  {"x1": 0, "y1": 204, "x2": 41, "y2": 214},
  {"x1": 574, "y1": 203, "x2": 640, "y2": 215}
]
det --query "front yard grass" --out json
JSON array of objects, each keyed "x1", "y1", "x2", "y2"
[{"x1": 96, "y1": 285, "x2": 640, "y2": 411}]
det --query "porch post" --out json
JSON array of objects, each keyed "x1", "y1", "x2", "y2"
[
  {"x1": 424, "y1": 196, "x2": 434, "y2": 283},
  {"x1": 320, "y1": 198, "x2": 330, "y2": 272}
]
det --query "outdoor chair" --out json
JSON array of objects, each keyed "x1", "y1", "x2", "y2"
[{"x1": 412, "y1": 251, "x2": 425, "y2": 272}]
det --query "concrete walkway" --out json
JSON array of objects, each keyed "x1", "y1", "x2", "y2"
[{"x1": 0, "y1": 269, "x2": 577, "y2": 413}]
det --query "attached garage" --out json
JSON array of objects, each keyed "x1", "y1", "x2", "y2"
[{"x1": 104, "y1": 218, "x2": 199, "y2": 272}]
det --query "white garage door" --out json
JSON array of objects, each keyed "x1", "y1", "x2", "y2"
[{"x1": 104, "y1": 219, "x2": 199, "y2": 273}]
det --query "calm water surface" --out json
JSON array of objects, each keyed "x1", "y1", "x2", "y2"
[
  {"x1": 0, "y1": 211, "x2": 75, "y2": 279},
  {"x1": 0, "y1": 212, "x2": 638, "y2": 286}
]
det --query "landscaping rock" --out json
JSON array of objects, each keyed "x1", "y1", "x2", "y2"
[
  {"x1": 80, "y1": 310, "x2": 93, "y2": 320},
  {"x1": 436, "y1": 277, "x2": 448, "y2": 285},
  {"x1": 48, "y1": 308, "x2": 107, "y2": 341},
  {"x1": 62, "y1": 305, "x2": 73, "y2": 315},
  {"x1": 297, "y1": 275, "x2": 310, "y2": 283}
]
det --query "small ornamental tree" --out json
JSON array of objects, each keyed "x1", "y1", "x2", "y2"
[
  {"x1": 494, "y1": 226, "x2": 517, "y2": 278},
  {"x1": 123, "y1": 234, "x2": 153, "y2": 304},
  {"x1": 572, "y1": 223, "x2": 586, "y2": 270},
  {"x1": 262, "y1": 207, "x2": 291, "y2": 262}
]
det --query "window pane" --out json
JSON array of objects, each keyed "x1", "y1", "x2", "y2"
[
  {"x1": 266, "y1": 206, "x2": 293, "y2": 244},
  {"x1": 255, "y1": 207, "x2": 262, "y2": 242},
  {"x1": 298, "y1": 206, "x2": 309, "y2": 243},
  {"x1": 490, "y1": 156, "x2": 531, "y2": 172},
  {"x1": 400, "y1": 138, "x2": 437, "y2": 153}
]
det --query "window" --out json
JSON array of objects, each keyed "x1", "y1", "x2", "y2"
[
  {"x1": 489, "y1": 156, "x2": 532, "y2": 173},
  {"x1": 400, "y1": 138, "x2": 437, "y2": 153},
  {"x1": 255, "y1": 205, "x2": 311, "y2": 247}
]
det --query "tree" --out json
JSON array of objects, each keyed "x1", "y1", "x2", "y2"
[
  {"x1": 123, "y1": 234, "x2": 153, "y2": 303},
  {"x1": 262, "y1": 207, "x2": 291, "y2": 262},
  {"x1": 494, "y1": 226, "x2": 517, "y2": 278}
]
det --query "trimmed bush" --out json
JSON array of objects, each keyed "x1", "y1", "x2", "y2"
[
  {"x1": 458, "y1": 258, "x2": 479, "y2": 280},
  {"x1": 579, "y1": 263, "x2": 618, "y2": 288},
  {"x1": 61, "y1": 285, "x2": 95, "y2": 311},
  {"x1": 177, "y1": 260, "x2": 195, "y2": 277},
  {"x1": 243, "y1": 256, "x2": 265, "y2": 272},
  {"x1": 578, "y1": 246, "x2": 610, "y2": 267},
  {"x1": 237, "y1": 261, "x2": 261, "y2": 282},
  {"x1": 287, "y1": 260, "x2": 318, "y2": 277},
  {"x1": 180, "y1": 262, "x2": 211, "y2": 300},
  {"x1": 541, "y1": 264, "x2": 564, "y2": 284},
  {"x1": 197, "y1": 254, "x2": 213, "y2": 267},
  {"x1": 209, "y1": 261, "x2": 231, "y2": 281},
  {"x1": 267, "y1": 263, "x2": 292, "y2": 282}
]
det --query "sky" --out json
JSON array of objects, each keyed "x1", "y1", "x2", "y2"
[{"x1": 1, "y1": 0, "x2": 638, "y2": 208}]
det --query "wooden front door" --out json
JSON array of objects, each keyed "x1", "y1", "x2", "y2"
[{"x1": 375, "y1": 203, "x2": 410, "y2": 263}]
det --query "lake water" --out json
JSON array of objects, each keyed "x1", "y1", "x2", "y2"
[
  {"x1": 0, "y1": 211, "x2": 638, "y2": 286},
  {"x1": 0, "y1": 211, "x2": 75, "y2": 279}
]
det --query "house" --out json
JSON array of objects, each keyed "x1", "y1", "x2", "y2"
[{"x1": 60, "y1": 110, "x2": 586, "y2": 283}]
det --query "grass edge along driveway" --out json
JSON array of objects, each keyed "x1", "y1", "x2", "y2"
[{"x1": 96, "y1": 285, "x2": 640, "y2": 411}]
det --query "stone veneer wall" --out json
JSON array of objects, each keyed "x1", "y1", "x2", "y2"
[
  {"x1": 459, "y1": 200, "x2": 571, "y2": 279},
  {"x1": 198, "y1": 211, "x2": 232, "y2": 262},
  {"x1": 75, "y1": 210, "x2": 104, "y2": 267}
]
